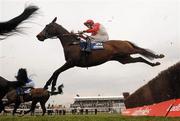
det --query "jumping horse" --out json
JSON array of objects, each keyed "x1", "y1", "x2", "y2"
[
  {"x1": 36, "y1": 17, "x2": 164, "y2": 92},
  {"x1": 0, "y1": 5, "x2": 38, "y2": 40}
]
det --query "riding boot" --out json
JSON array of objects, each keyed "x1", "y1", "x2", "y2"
[
  {"x1": 18, "y1": 88, "x2": 24, "y2": 103},
  {"x1": 20, "y1": 95, "x2": 24, "y2": 103},
  {"x1": 85, "y1": 38, "x2": 91, "y2": 53}
]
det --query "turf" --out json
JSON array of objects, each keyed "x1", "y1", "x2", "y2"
[{"x1": 0, "y1": 114, "x2": 180, "y2": 121}]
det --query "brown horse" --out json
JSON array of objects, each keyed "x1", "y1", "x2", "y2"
[
  {"x1": 4, "y1": 84, "x2": 63, "y2": 116},
  {"x1": 36, "y1": 17, "x2": 164, "y2": 92}
]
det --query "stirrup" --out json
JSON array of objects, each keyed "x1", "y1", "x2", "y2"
[{"x1": 85, "y1": 48, "x2": 91, "y2": 53}]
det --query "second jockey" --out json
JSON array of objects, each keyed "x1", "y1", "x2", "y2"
[{"x1": 16, "y1": 68, "x2": 35, "y2": 102}]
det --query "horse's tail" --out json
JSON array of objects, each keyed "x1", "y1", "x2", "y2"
[
  {"x1": 0, "y1": 5, "x2": 39, "y2": 35},
  {"x1": 49, "y1": 84, "x2": 64, "y2": 96},
  {"x1": 128, "y1": 41, "x2": 164, "y2": 60}
]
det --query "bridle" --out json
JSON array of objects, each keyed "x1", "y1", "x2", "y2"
[{"x1": 42, "y1": 30, "x2": 58, "y2": 39}]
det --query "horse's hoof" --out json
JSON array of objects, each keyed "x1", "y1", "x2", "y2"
[
  {"x1": 154, "y1": 62, "x2": 160, "y2": 66},
  {"x1": 159, "y1": 54, "x2": 165, "y2": 58}
]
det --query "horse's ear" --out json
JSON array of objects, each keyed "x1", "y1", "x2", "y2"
[{"x1": 52, "y1": 17, "x2": 57, "y2": 23}]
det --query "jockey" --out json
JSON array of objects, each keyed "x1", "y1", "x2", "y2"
[
  {"x1": 23, "y1": 78, "x2": 35, "y2": 93},
  {"x1": 15, "y1": 68, "x2": 35, "y2": 102},
  {"x1": 81, "y1": 19, "x2": 109, "y2": 52}
]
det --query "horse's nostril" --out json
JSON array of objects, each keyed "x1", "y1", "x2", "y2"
[
  {"x1": 36, "y1": 34, "x2": 45, "y2": 41},
  {"x1": 36, "y1": 34, "x2": 40, "y2": 38},
  {"x1": 36, "y1": 34, "x2": 42, "y2": 40}
]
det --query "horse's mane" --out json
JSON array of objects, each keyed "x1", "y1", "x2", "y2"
[
  {"x1": 0, "y1": 5, "x2": 39, "y2": 40},
  {"x1": 0, "y1": 76, "x2": 24, "y2": 91},
  {"x1": 56, "y1": 23, "x2": 80, "y2": 43},
  {"x1": 0, "y1": 76, "x2": 8, "y2": 83}
]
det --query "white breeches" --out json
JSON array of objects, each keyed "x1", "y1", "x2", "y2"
[
  {"x1": 91, "y1": 34, "x2": 109, "y2": 42},
  {"x1": 24, "y1": 81, "x2": 35, "y2": 88},
  {"x1": 23, "y1": 81, "x2": 35, "y2": 94}
]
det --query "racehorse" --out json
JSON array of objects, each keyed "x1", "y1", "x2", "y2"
[
  {"x1": 4, "y1": 84, "x2": 63, "y2": 116},
  {"x1": 36, "y1": 17, "x2": 164, "y2": 92},
  {"x1": 0, "y1": 5, "x2": 38, "y2": 40},
  {"x1": 0, "y1": 69, "x2": 26, "y2": 113}
]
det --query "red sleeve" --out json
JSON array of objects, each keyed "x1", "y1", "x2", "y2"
[{"x1": 85, "y1": 23, "x2": 100, "y2": 33}]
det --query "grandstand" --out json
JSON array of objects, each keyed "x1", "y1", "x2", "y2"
[
  {"x1": 70, "y1": 96, "x2": 125, "y2": 113},
  {"x1": 2, "y1": 95, "x2": 125, "y2": 115}
]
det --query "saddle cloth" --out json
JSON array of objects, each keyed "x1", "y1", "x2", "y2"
[
  {"x1": 16, "y1": 87, "x2": 31, "y2": 95},
  {"x1": 80, "y1": 41, "x2": 104, "y2": 50}
]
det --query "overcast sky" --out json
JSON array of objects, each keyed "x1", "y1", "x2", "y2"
[{"x1": 0, "y1": 0, "x2": 179, "y2": 106}]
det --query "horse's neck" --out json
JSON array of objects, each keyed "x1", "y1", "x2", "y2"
[
  {"x1": 56, "y1": 24, "x2": 78, "y2": 47},
  {"x1": 7, "y1": 81, "x2": 22, "y2": 89}
]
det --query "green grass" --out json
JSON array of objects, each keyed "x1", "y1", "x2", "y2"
[{"x1": 0, "y1": 114, "x2": 180, "y2": 121}]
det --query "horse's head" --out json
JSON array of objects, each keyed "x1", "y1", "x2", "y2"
[
  {"x1": 37, "y1": 17, "x2": 78, "y2": 45},
  {"x1": 36, "y1": 17, "x2": 59, "y2": 41}
]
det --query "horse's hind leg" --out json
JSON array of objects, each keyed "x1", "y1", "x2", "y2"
[
  {"x1": 118, "y1": 56, "x2": 160, "y2": 67},
  {"x1": 135, "y1": 47, "x2": 164, "y2": 59},
  {"x1": 40, "y1": 101, "x2": 46, "y2": 116}
]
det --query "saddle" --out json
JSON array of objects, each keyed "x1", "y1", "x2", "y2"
[
  {"x1": 80, "y1": 41, "x2": 104, "y2": 50},
  {"x1": 16, "y1": 87, "x2": 33, "y2": 95},
  {"x1": 16, "y1": 87, "x2": 33, "y2": 102},
  {"x1": 70, "y1": 33, "x2": 104, "y2": 52}
]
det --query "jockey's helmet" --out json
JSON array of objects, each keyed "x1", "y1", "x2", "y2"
[
  {"x1": 84, "y1": 19, "x2": 94, "y2": 26},
  {"x1": 15, "y1": 68, "x2": 28, "y2": 82}
]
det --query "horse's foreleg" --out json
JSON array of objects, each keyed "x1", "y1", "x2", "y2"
[
  {"x1": 118, "y1": 56, "x2": 160, "y2": 67},
  {"x1": 44, "y1": 62, "x2": 74, "y2": 92},
  {"x1": 24, "y1": 100, "x2": 38, "y2": 115},
  {"x1": 12, "y1": 102, "x2": 21, "y2": 116},
  {"x1": 0, "y1": 100, "x2": 4, "y2": 113},
  {"x1": 3, "y1": 100, "x2": 14, "y2": 113}
]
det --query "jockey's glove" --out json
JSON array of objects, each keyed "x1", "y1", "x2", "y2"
[{"x1": 78, "y1": 30, "x2": 85, "y2": 34}]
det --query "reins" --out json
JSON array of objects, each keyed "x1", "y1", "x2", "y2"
[
  {"x1": 62, "y1": 33, "x2": 89, "y2": 37},
  {"x1": 62, "y1": 33, "x2": 92, "y2": 42}
]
